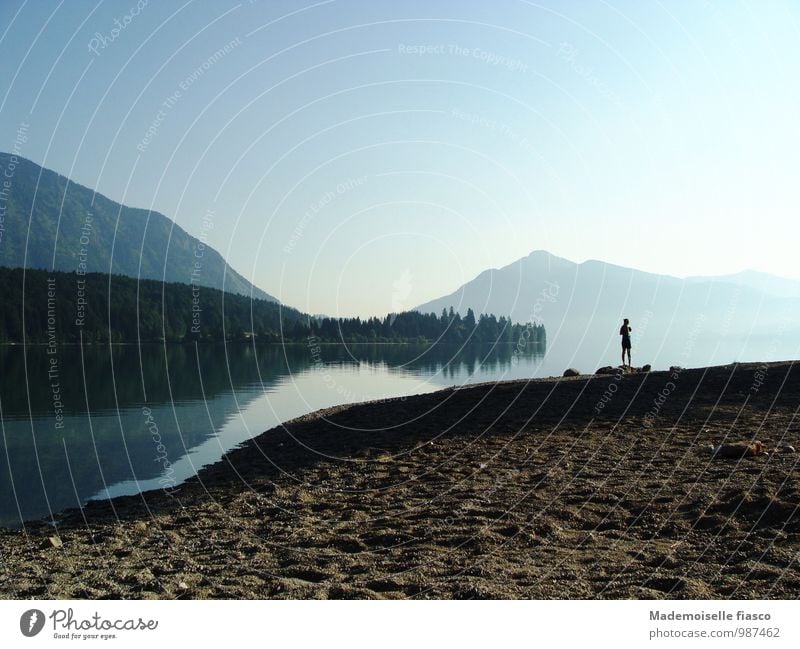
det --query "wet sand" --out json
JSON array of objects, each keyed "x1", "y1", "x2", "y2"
[{"x1": 1, "y1": 361, "x2": 798, "y2": 599}]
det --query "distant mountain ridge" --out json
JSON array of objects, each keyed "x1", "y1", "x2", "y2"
[
  {"x1": 686, "y1": 269, "x2": 800, "y2": 299},
  {"x1": 0, "y1": 152, "x2": 276, "y2": 301},
  {"x1": 414, "y1": 250, "x2": 800, "y2": 369}
]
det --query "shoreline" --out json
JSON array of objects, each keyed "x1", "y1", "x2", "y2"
[
  {"x1": 0, "y1": 340, "x2": 545, "y2": 347},
  {"x1": 1, "y1": 360, "x2": 798, "y2": 599}
]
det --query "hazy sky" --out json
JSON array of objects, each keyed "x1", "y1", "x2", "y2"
[{"x1": 1, "y1": 0, "x2": 798, "y2": 316}]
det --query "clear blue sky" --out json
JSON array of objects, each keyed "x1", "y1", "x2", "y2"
[{"x1": 1, "y1": 0, "x2": 798, "y2": 316}]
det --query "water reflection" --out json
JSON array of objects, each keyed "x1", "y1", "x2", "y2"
[{"x1": 0, "y1": 342, "x2": 543, "y2": 526}]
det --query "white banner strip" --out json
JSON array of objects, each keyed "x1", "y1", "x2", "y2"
[{"x1": 1, "y1": 600, "x2": 798, "y2": 648}]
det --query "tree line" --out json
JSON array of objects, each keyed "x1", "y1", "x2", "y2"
[
  {"x1": 0, "y1": 266, "x2": 546, "y2": 346},
  {"x1": 308, "y1": 309, "x2": 544, "y2": 345}
]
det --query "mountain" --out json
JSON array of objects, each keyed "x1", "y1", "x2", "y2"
[
  {"x1": 686, "y1": 269, "x2": 800, "y2": 299},
  {"x1": 415, "y1": 250, "x2": 800, "y2": 369},
  {"x1": 0, "y1": 152, "x2": 275, "y2": 301}
]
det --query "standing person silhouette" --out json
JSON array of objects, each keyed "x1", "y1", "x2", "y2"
[{"x1": 620, "y1": 318, "x2": 632, "y2": 370}]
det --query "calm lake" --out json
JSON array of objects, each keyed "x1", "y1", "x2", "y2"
[
  {"x1": 1, "y1": 342, "x2": 550, "y2": 527},
  {"x1": 2, "y1": 326, "x2": 796, "y2": 527}
]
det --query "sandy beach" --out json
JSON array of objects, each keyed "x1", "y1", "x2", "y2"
[{"x1": 1, "y1": 360, "x2": 798, "y2": 599}]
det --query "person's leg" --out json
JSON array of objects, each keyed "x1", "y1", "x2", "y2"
[
  {"x1": 626, "y1": 348, "x2": 631, "y2": 369},
  {"x1": 621, "y1": 346, "x2": 626, "y2": 367}
]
